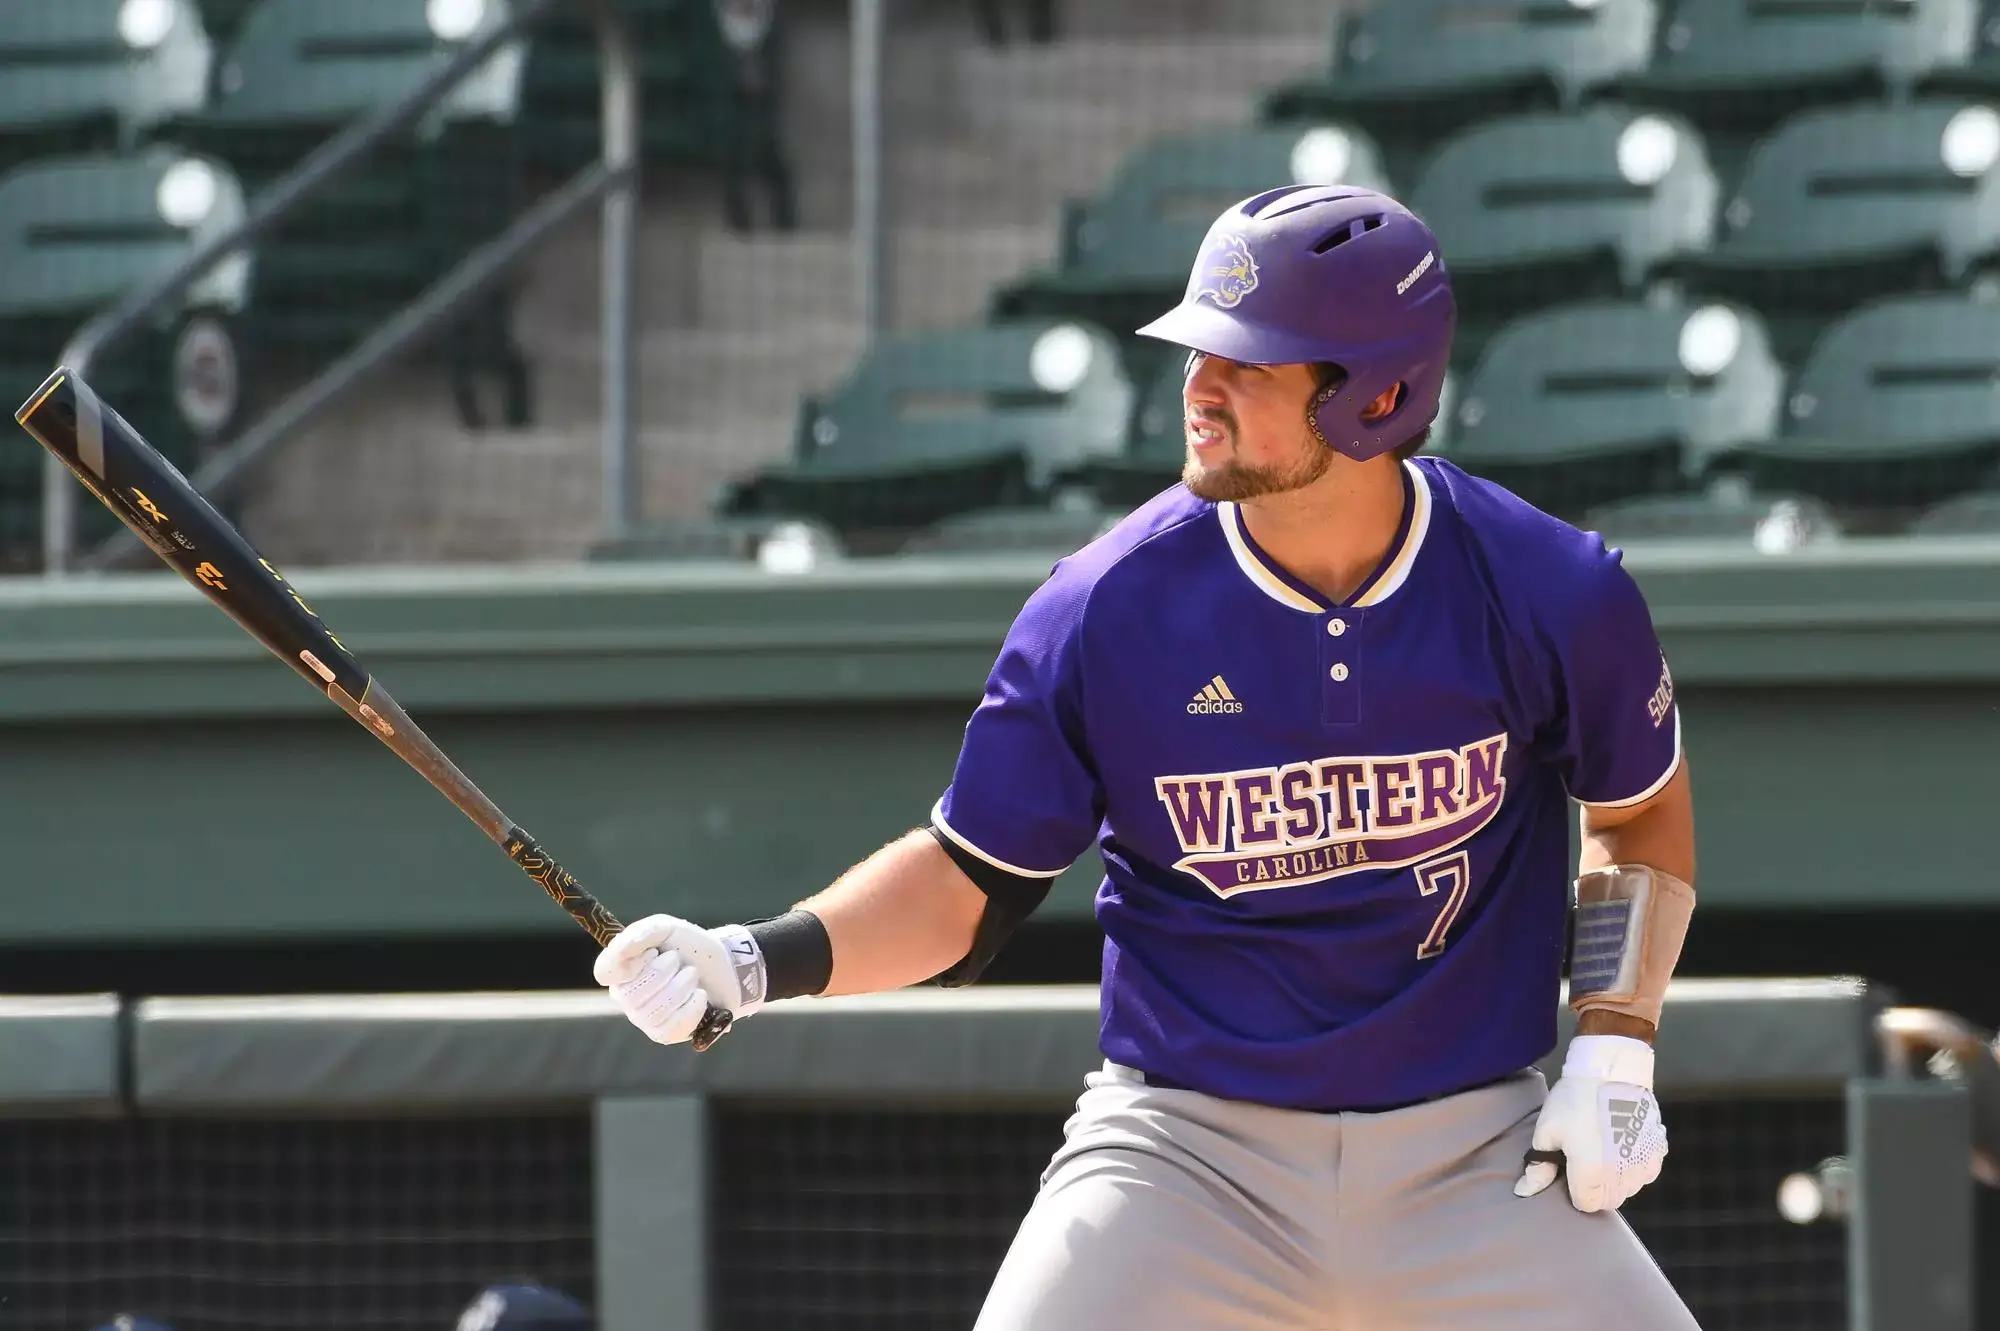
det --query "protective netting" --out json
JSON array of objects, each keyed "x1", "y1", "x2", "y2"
[
  {"x1": 9, "y1": 0, "x2": 2000, "y2": 566},
  {"x1": 0, "y1": 1092, "x2": 1862, "y2": 1331},
  {"x1": 0, "y1": 1113, "x2": 596, "y2": 1331},
  {"x1": 713, "y1": 1096, "x2": 1850, "y2": 1331}
]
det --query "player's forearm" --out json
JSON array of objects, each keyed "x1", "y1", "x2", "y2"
[
  {"x1": 792, "y1": 828, "x2": 990, "y2": 996},
  {"x1": 1572, "y1": 762, "x2": 1697, "y2": 1043},
  {"x1": 1577, "y1": 762, "x2": 1695, "y2": 886}
]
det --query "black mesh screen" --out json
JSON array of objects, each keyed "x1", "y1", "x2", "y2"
[
  {"x1": 0, "y1": 1094, "x2": 1853, "y2": 1331},
  {"x1": 713, "y1": 1096, "x2": 1850, "y2": 1331},
  {"x1": 1622, "y1": 1097, "x2": 1850, "y2": 1331},
  {"x1": 713, "y1": 1105, "x2": 1055, "y2": 1330},
  {"x1": 0, "y1": 1113, "x2": 595, "y2": 1331}
]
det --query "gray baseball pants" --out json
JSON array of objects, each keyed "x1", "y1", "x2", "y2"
[{"x1": 973, "y1": 1062, "x2": 1701, "y2": 1330}]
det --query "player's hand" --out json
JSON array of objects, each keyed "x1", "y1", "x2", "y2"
[
  {"x1": 1514, "y1": 1034, "x2": 1668, "y2": 1212},
  {"x1": 593, "y1": 913, "x2": 768, "y2": 1046}
]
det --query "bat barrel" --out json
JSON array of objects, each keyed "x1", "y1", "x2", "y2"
[{"x1": 14, "y1": 368, "x2": 736, "y2": 1055}]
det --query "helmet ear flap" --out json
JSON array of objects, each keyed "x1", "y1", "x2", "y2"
[{"x1": 1311, "y1": 372, "x2": 1415, "y2": 458}]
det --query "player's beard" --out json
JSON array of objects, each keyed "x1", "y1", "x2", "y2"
[{"x1": 1181, "y1": 425, "x2": 1334, "y2": 502}]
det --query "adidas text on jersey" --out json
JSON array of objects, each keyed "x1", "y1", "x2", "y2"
[{"x1": 1188, "y1": 675, "x2": 1243, "y2": 715}]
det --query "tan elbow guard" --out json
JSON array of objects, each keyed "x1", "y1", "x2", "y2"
[{"x1": 1567, "y1": 864, "x2": 1695, "y2": 1028}]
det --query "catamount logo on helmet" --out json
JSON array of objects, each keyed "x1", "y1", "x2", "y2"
[{"x1": 1197, "y1": 235, "x2": 1260, "y2": 309}]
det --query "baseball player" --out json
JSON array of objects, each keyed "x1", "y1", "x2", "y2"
[{"x1": 594, "y1": 185, "x2": 1700, "y2": 1329}]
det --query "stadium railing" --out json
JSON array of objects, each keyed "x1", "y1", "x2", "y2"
[{"x1": 0, "y1": 977, "x2": 1982, "y2": 1331}]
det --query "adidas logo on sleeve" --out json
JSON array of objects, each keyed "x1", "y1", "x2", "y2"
[{"x1": 1187, "y1": 675, "x2": 1243, "y2": 715}]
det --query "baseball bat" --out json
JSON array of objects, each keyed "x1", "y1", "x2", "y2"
[{"x1": 14, "y1": 368, "x2": 733, "y2": 1052}]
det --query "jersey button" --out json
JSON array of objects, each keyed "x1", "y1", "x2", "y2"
[
  {"x1": 1329, "y1": 663, "x2": 1350, "y2": 682},
  {"x1": 1327, "y1": 618, "x2": 1347, "y2": 637}
]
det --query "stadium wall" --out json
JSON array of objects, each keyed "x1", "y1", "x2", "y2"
[{"x1": 0, "y1": 545, "x2": 1997, "y2": 950}]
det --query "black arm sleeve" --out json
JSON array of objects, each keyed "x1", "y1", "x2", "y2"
[{"x1": 926, "y1": 823, "x2": 1056, "y2": 988}]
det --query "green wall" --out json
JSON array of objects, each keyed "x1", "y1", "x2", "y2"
[{"x1": 2, "y1": 539, "x2": 1997, "y2": 944}]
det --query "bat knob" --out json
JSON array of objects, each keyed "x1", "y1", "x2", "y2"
[{"x1": 690, "y1": 1006, "x2": 734, "y2": 1053}]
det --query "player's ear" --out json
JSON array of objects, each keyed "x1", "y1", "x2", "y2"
[{"x1": 1360, "y1": 382, "x2": 1407, "y2": 424}]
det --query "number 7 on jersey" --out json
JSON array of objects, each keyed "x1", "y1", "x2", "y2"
[{"x1": 1415, "y1": 852, "x2": 1472, "y2": 959}]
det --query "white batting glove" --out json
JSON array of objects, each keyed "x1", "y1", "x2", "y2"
[
  {"x1": 1514, "y1": 1034, "x2": 1668, "y2": 1212},
  {"x1": 592, "y1": 913, "x2": 768, "y2": 1046}
]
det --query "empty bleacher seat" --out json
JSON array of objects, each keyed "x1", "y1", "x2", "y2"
[
  {"x1": 720, "y1": 320, "x2": 1134, "y2": 547},
  {"x1": 0, "y1": 0, "x2": 213, "y2": 174},
  {"x1": 1906, "y1": 486, "x2": 2000, "y2": 532},
  {"x1": 1441, "y1": 299, "x2": 1782, "y2": 519},
  {"x1": 1262, "y1": 0, "x2": 1660, "y2": 187},
  {"x1": 1723, "y1": 290, "x2": 2000, "y2": 515},
  {"x1": 0, "y1": 146, "x2": 251, "y2": 565},
  {"x1": 1585, "y1": 485, "x2": 1842, "y2": 552},
  {"x1": 1620, "y1": 0, "x2": 1978, "y2": 184},
  {"x1": 157, "y1": 0, "x2": 532, "y2": 427},
  {"x1": 1409, "y1": 106, "x2": 1720, "y2": 373},
  {"x1": 1060, "y1": 350, "x2": 1192, "y2": 510},
  {"x1": 1922, "y1": 0, "x2": 2000, "y2": 94},
  {"x1": 191, "y1": 0, "x2": 260, "y2": 51},
  {"x1": 588, "y1": 515, "x2": 846, "y2": 569},
  {"x1": 520, "y1": 0, "x2": 793, "y2": 230},
  {"x1": 1674, "y1": 100, "x2": 2000, "y2": 366},
  {"x1": 992, "y1": 123, "x2": 1392, "y2": 387},
  {"x1": 899, "y1": 500, "x2": 1124, "y2": 558}
]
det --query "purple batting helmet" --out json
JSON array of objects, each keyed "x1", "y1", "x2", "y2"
[{"x1": 1136, "y1": 184, "x2": 1456, "y2": 462}]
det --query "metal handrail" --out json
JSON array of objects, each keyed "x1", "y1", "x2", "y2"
[
  {"x1": 48, "y1": 0, "x2": 640, "y2": 572},
  {"x1": 1877, "y1": 1005, "x2": 2000, "y2": 1188}
]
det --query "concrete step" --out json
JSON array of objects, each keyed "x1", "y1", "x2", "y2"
[
  {"x1": 521, "y1": 323, "x2": 864, "y2": 429},
  {"x1": 242, "y1": 402, "x2": 800, "y2": 566},
  {"x1": 687, "y1": 224, "x2": 1053, "y2": 333},
  {"x1": 885, "y1": 224, "x2": 1056, "y2": 329},
  {"x1": 685, "y1": 230, "x2": 858, "y2": 331},
  {"x1": 796, "y1": 134, "x2": 1076, "y2": 230},
  {"x1": 952, "y1": 37, "x2": 1324, "y2": 125},
  {"x1": 1049, "y1": 0, "x2": 1341, "y2": 40},
  {"x1": 511, "y1": 200, "x2": 719, "y2": 337}
]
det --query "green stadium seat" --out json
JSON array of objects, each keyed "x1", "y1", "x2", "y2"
[
  {"x1": 1261, "y1": 0, "x2": 1660, "y2": 187},
  {"x1": 721, "y1": 320, "x2": 1134, "y2": 546},
  {"x1": 0, "y1": 146, "x2": 252, "y2": 567},
  {"x1": 1059, "y1": 350, "x2": 1189, "y2": 510},
  {"x1": 1905, "y1": 486, "x2": 2000, "y2": 533},
  {"x1": 1725, "y1": 291, "x2": 2000, "y2": 516},
  {"x1": 1442, "y1": 299, "x2": 1782, "y2": 519},
  {"x1": 156, "y1": 0, "x2": 532, "y2": 427},
  {"x1": 1673, "y1": 100, "x2": 2000, "y2": 367},
  {"x1": 1427, "y1": 370, "x2": 1462, "y2": 459},
  {"x1": 191, "y1": 0, "x2": 261, "y2": 51},
  {"x1": 588, "y1": 514, "x2": 845, "y2": 566},
  {"x1": 899, "y1": 500, "x2": 1124, "y2": 558},
  {"x1": 519, "y1": 0, "x2": 793, "y2": 230},
  {"x1": 0, "y1": 0, "x2": 212, "y2": 174},
  {"x1": 1409, "y1": 107, "x2": 1720, "y2": 373},
  {"x1": 1620, "y1": 0, "x2": 1978, "y2": 185},
  {"x1": 993, "y1": 123, "x2": 1392, "y2": 388},
  {"x1": 1922, "y1": 0, "x2": 2000, "y2": 94},
  {"x1": 1585, "y1": 486, "x2": 1842, "y2": 551}
]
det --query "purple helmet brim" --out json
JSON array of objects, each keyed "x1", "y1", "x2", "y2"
[{"x1": 1136, "y1": 301, "x2": 1363, "y2": 368}]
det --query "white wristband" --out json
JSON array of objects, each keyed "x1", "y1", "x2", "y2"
[
  {"x1": 1561, "y1": 1033, "x2": 1655, "y2": 1089},
  {"x1": 711, "y1": 924, "x2": 770, "y2": 1018}
]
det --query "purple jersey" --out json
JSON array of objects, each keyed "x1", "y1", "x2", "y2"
[{"x1": 931, "y1": 458, "x2": 1682, "y2": 1111}]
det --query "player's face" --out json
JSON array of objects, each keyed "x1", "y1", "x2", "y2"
[
  {"x1": 1180, "y1": 355, "x2": 1333, "y2": 502},
  {"x1": 1181, "y1": 355, "x2": 1405, "y2": 502}
]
